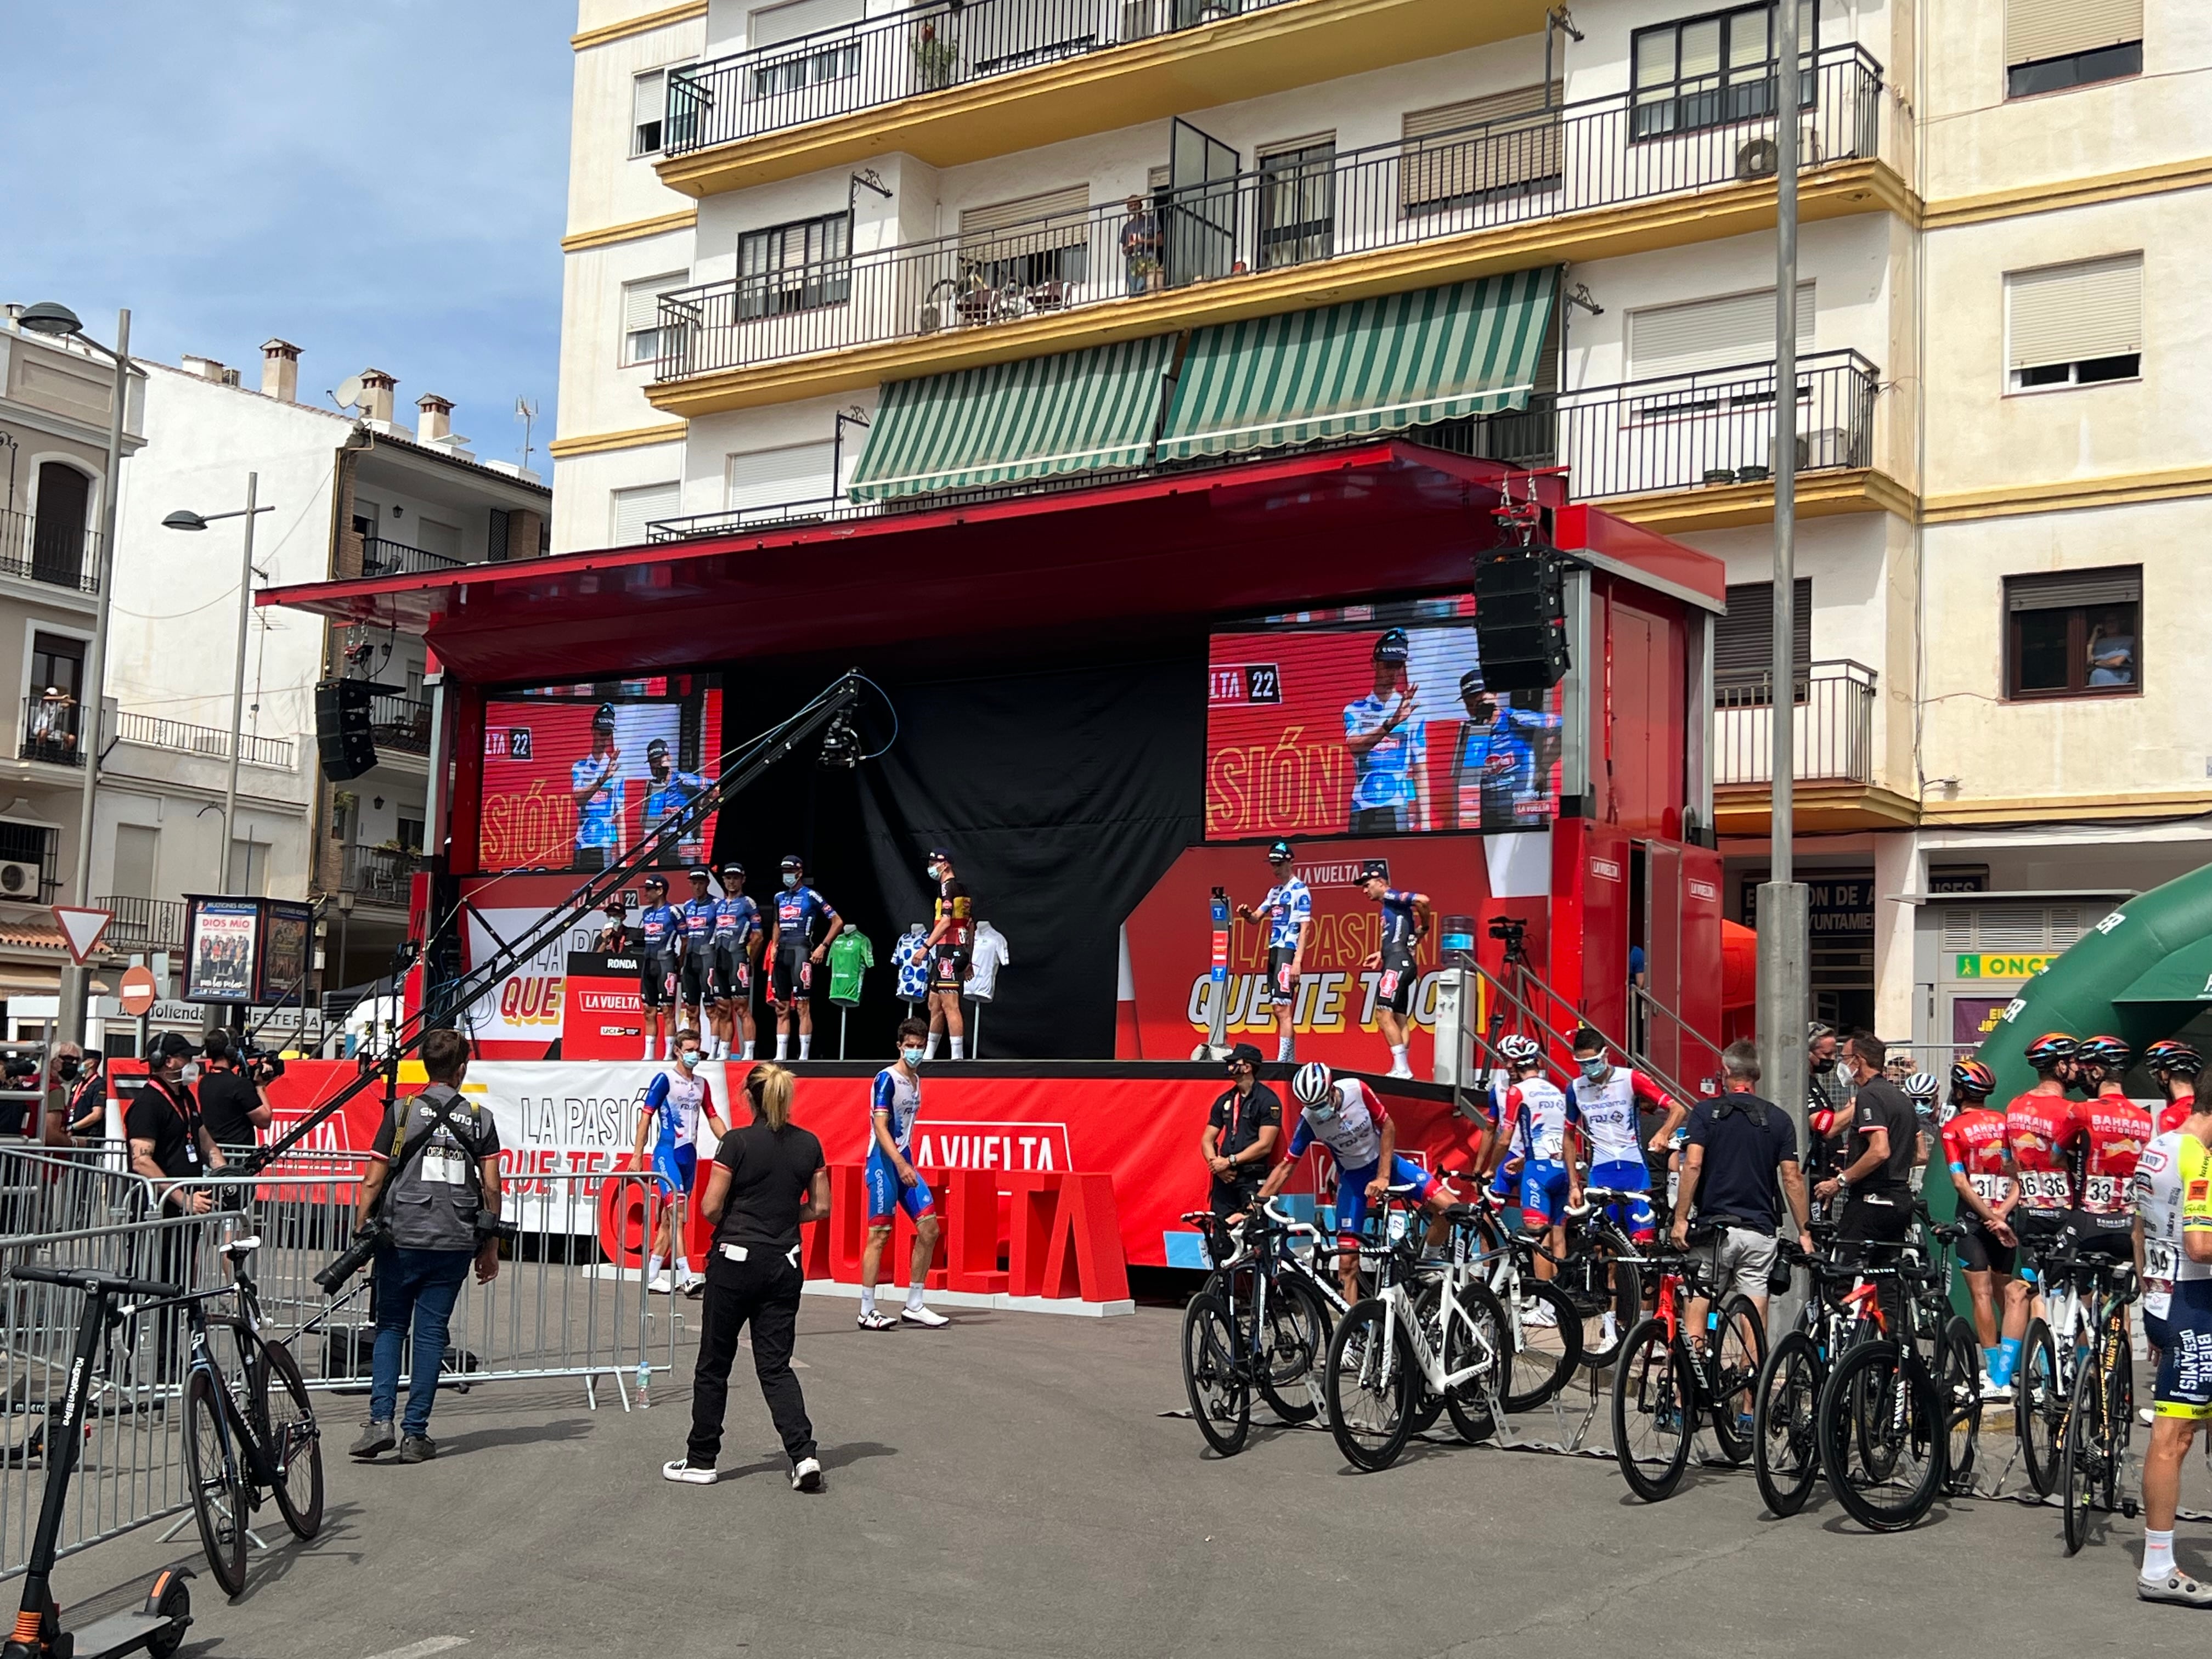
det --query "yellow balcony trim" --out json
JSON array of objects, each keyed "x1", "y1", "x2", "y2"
[
  {"x1": 1714, "y1": 781, "x2": 1920, "y2": 836},
  {"x1": 1602, "y1": 467, "x2": 1917, "y2": 534},
  {"x1": 1925, "y1": 156, "x2": 2212, "y2": 230},
  {"x1": 648, "y1": 161, "x2": 1911, "y2": 417},
  {"x1": 547, "y1": 421, "x2": 690, "y2": 459},
  {"x1": 1918, "y1": 790, "x2": 2212, "y2": 828},
  {"x1": 561, "y1": 207, "x2": 699, "y2": 253},
  {"x1": 1923, "y1": 463, "x2": 2212, "y2": 524},
  {"x1": 573, "y1": 2, "x2": 706, "y2": 52},
  {"x1": 654, "y1": 0, "x2": 1555, "y2": 197}
]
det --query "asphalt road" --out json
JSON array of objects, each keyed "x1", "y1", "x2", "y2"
[{"x1": 61, "y1": 1300, "x2": 2212, "y2": 1659}]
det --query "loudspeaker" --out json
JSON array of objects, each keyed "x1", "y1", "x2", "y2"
[
  {"x1": 1472, "y1": 551, "x2": 1570, "y2": 692},
  {"x1": 315, "y1": 679, "x2": 377, "y2": 781}
]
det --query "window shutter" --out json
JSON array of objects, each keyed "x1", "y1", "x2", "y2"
[
  {"x1": 2005, "y1": 254, "x2": 2141, "y2": 370},
  {"x1": 1401, "y1": 84, "x2": 1561, "y2": 208},
  {"x1": 1628, "y1": 284, "x2": 1814, "y2": 379},
  {"x1": 1714, "y1": 579, "x2": 1812, "y2": 678},
  {"x1": 726, "y1": 441, "x2": 836, "y2": 510},
  {"x1": 960, "y1": 184, "x2": 1091, "y2": 256},
  {"x1": 749, "y1": 0, "x2": 862, "y2": 49},
  {"x1": 2005, "y1": 0, "x2": 2141, "y2": 66},
  {"x1": 633, "y1": 69, "x2": 665, "y2": 129},
  {"x1": 623, "y1": 273, "x2": 686, "y2": 337},
  {"x1": 611, "y1": 481, "x2": 680, "y2": 545},
  {"x1": 2005, "y1": 566, "x2": 2141, "y2": 612}
]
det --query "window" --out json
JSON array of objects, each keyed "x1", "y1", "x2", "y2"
[
  {"x1": 611, "y1": 481, "x2": 681, "y2": 545},
  {"x1": 633, "y1": 67, "x2": 669, "y2": 155},
  {"x1": 958, "y1": 186, "x2": 1092, "y2": 295},
  {"x1": 488, "y1": 506, "x2": 511, "y2": 562},
  {"x1": 737, "y1": 212, "x2": 851, "y2": 320},
  {"x1": 622, "y1": 272, "x2": 690, "y2": 366},
  {"x1": 1714, "y1": 578, "x2": 1811, "y2": 706},
  {"x1": 112, "y1": 824, "x2": 160, "y2": 900},
  {"x1": 1257, "y1": 136, "x2": 1336, "y2": 270},
  {"x1": 727, "y1": 442, "x2": 837, "y2": 512},
  {"x1": 748, "y1": 0, "x2": 863, "y2": 99},
  {"x1": 0, "y1": 822, "x2": 57, "y2": 901},
  {"x1": 2006, "y1": 0, "x2": 2141, "y2": 98},
  {"x1": 1401, "y1": 86, "x2": 1561, "y2": 215},
  {"x1": 24, "y1": 631, "x2": 86, "y2": 762},
  {"x1": 1628, "y1": 283, "x2": 1813, "y2": 382},
  {"x1": 1632, "y1": 2, "x2": 1816, "y2": 139},
  {"x1": 2005, "y1": 253, "x2": 2141, "y2": 391},
  {"x1": 397, "y1": 812, "x2": 426, "y2": 856},
  {"x1": 2004, "y1": 567, "x2": 2141, "y2": 699}
]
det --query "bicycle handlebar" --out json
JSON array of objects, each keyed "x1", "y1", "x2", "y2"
[{"x1": 10, "y1": 1264, "x2": 182, "y2": 1299}]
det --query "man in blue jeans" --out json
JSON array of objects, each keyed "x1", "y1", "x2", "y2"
[{"x1": 348, "y1": 1028, "x2": 503, "y2": 1463}]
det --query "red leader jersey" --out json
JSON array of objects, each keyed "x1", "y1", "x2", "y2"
[
  {"x1": 2070, "y1": 1092, "x2": 2152, "y2": 1215},
  {"x1": 1940, "y1": 1108, "x2": 2012, "y2": 1212},
  {"x1": 2006, "y1": 1090, "x2": 2077, "y2": 1212}
]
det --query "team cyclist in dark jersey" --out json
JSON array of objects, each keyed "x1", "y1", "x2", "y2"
[
  {"x1": 676, "y1": 867, "x2": 721, "y2": 1045},
  {"x1": 1358, "y1": 859, "x2": 1432, "y2": 1080},
  {"x1": 768, "y1": 855, "x2": 843, "y2": 1061},
  {"x1": 709, "y1": 861, "x2": 759, "y2": 1061},
  {"x1": 634, "y1": 874, "x2": 683, "y2": 1060}
]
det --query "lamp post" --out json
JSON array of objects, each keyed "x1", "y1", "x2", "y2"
[
  {"x1": 18, "y1": 303, "x2": 130, "y2": 1057},
  {"x1": 162, "y1": 475, "x2": 275, "y2": 889}
]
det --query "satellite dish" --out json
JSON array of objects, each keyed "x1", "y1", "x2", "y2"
[{"x1": 335, "y1": 374, "x2": 366, "y2": 412}]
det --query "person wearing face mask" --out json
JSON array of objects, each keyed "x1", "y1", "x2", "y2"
[
  {"x1": 1565, "y1": 1028, "x2": 1684, "y2": 1245},
  {"x1": 60, "y1": 1048, "x2": 105, "y2": 1144},
  {"x1": 858, "y1": 1018, "x2": 947, "y2": 1329},
  {"x1": 127, "y1": 1031, "x2": 229, "y2": 1378},
  {"x1": 922, "y1": 849, "x2": 973, "y2": 1061},
  {"x1": 768, "y1": 855, "x2": 843, "y2": 1062},
  {"x1": 710, "y1": 862, "x2": 759, "y2": 1061},
  {"x1": 633, "y1": 1029, "x2": 730, "y2": 1297},
  {"x1": 196, "y1": 1029, "x2": 273, "y2": 1152},
  {"x1": 1814, "y1": 1032, "x2": 1919, "y2": 1329}
]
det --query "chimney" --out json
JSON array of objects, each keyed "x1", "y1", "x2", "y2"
[
  {"x1": 261, "y1": 338, "x2": 300, "y2": 402},
  {"x1": 181, "y1": 354, "x2": 227, "y2": 382},
  {"x1": 416, "y1": 393, "x2": 454, "y2": 443},
  {"x1": 359, "y1": 368, "x2": 397, "y2": 424}
]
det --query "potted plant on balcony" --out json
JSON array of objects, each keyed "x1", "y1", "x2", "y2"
[{"x1": 912, "y1": 19, "x2": 960, "y2": 90}]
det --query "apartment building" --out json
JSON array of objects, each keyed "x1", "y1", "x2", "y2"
[
  {"x1": 554, "y1": 0, "x2": 2203, "y2": 1047},
  {"x1": 100, "y1": 344, "x2": 551, "y2": 1009}
]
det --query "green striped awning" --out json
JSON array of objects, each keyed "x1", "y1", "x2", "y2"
[
  {"x1": 847, "y1": 335, "x2": 1177, "y2": 501},
  {"x1": 1159, "y1": 268, "x2": 1557, "y2": 461}
]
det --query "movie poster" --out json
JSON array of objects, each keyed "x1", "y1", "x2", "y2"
[
  {"x1": 185, "y1": 898, "x2": 259, "y2": 1003},
  {"x1": 261, "y1": 901, "x2": 314, "y2": 1002}
]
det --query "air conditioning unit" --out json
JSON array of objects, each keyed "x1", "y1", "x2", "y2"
[
  {"x1": 1735, "y1": 137, "x2": 1779, "y2": 180},
  {"x1": 0, "y1": 862, "x2": 38, "y2": 899},
  {"x1": 1800, "y1": 425, "x2": 1858, "y2": 469}
]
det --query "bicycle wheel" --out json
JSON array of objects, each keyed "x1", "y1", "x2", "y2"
[
  {"x1": 1503, "y1": 1278, "x2": 1583, "y2": 1412},
  {"x1": 1179, "y1": 1284, "x2": 1250, "y2": 1457},
  {"x1": 1934, "y1": 1315, "x2": 1983, "y2": 1498},
  {"x1": 1325, "y1": 1299, "x2": 1414, "y2": 1472},
  {"x1": 253, "y1": 1339, "x2": 323, "y2": 1539},
  {"x1": 1706, "y1": 1294, "x2": 1767, "y2": 1466},
  {"x1": 1255, "y1": 1276, "x2": 1328, "y2": 1425},
  {"x1": 1405, "y1": 1285, "x2": 1449, "y2": 1438},
  {"x1": 1566, "y1": 1240, "x2": 1643, "y2": 1370},
  {"x1": 181, "y1": 1369, "x2": 250, "y2": 1598},
  {"x1": 2015, "y1": 1318, "x2": 2063, "y2": 1498},
  {"x1": 1611, "y1": 1317, "x2": 1694, "y2": 1502},
  {"x1": 1441, "y1": 1280, "x2": 1509, "y2": 1446},
  {"x1": 1818, "y1": 1339, "x2": 1943, "y2": 1532},
  {"x1": 1753, "y1": 1330, "x2": 1824, "y2": 1517},
  {"x1": 2060, "y1": 1357, "x2": 2104, "y2": 1556}
]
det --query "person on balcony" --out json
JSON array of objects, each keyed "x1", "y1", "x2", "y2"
[{"x1": 1119, "y1": 195, "x2": 1162, "y2": 296}]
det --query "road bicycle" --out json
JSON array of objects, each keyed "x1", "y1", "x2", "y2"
[
  {"x1": 150, "y1": 1234, "x2": 324, "y2": 1596},
  {"x1": 1610, "y1": 1233, "x2": 1765, "y2": 1502},
  {"x1": 2055, "y1": 1252, "x2": 2141, "y2": 1555},
  {"x1": 1506, "y1": 1181, "x2": 1647, "y2": 1371},
  {"x1": 2016, "y1": 1229, "x2": 2135, "y2": 1501},
  {"x1": 1177, "y1": 1201, "x2": 1347, "y2": 1455},
  {"x1": 1435, "y1": 1172, "x2": 1583, "y2": 1410},
  {"x1": 1753, "y1": 1225, "x2": 1876, "y2": 1516},
  {"x1": 1324, "y1": 1187, "x2": 1508, "y2": 1471}
]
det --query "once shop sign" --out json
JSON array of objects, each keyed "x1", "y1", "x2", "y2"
[{"x1": 1954, "y1": 951, "x2": 2058, "y2": 981}]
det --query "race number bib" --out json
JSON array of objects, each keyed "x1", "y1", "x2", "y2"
[
  {"x1": 2147, "y1": 1240, "x2": 2179, "y2": 1282},
  {"x1": 1379, "y1": 968, "x2": 1402, "y2": 1000},
  {"x1": 2018, "y1": 1169, "x2": 2069, "y2": 1205},
  {"x1": 1968, "y1": 1171, "x2": 2012, "y2": 1204},
  {"x1": 2081, "y1": 1173, "x2": 2123, "y2": 1213}
]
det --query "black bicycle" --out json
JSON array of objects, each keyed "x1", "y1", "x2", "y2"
[
  {"x1": 1610, "y1": 1233, "x2": 1765, "y2": 1502},
  {"x1": 1178, "y1": 1203, "x2": 1344, "y2": 1455},
  {"x1": 2056, "y1": 1253, "x2": 2141, "y2": 1555}
]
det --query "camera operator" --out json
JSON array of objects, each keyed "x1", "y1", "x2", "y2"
[
  {"x1": 347, "y1": 1028, "x2": 503, "y2": 1464},
  {"x1": 196, "y1": 1030, "x2": 274, "y2": 1152}
]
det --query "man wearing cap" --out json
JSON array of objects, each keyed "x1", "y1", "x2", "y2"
[
  {"x1": 1236, "y1": 841, "x2": 1311, "y2": 1064},
  {"x1": 127, "y1": 1032, "x2": 228, "y2": 1375},
  {"x1": 1452, "y1": 673, "x2": 1561, "y2": 831},
  {"x1": 922, "y1": 849, "x2": 973, "y2": 1060},
  {"x1": 710, "y1": 862, "x2": 760, "y2": 1061},
  {"x1": 769, "y1": 855, "x2": 842, "y2": 1061},
  {"x1": 1199, "y1": 1043, "x2": 1280, "y2": 1254},
  {"x1": 642, "y1": 737, "x2": 707, "y2": 868},
  {"x1": 635, "y1": 874, "x2": 684, "y2": 1060},
  {"x1": 1358, "y1": 860, "x2": 1432, "y2": 1079},
  {"x1": 676, "y1": 867, "x2": 721, "y2": 1041},
  {"x1": 1343, "y1": 628, "x2": 1427, "y2": 833},
  {"x1": 570, "y1": 703, "x2": 624, "y2": 871}
]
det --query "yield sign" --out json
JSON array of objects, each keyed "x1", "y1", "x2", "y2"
[{"x1": 52, "y1": 906, "x2": 112, "y2": 964}]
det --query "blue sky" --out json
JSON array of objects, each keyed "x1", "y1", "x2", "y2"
[{"x1": 0, "y1": 1, "x2": 572, "y2": 468}]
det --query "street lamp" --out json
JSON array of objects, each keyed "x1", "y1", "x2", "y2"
[
  {"x1": 19, "y1": 302, "x2": 131, "y2": 1058},
  {"x1": 162, "y1": 475, "x2": 275, "y2": 889}
]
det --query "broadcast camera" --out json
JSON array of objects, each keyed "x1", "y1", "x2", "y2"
[
  {"x1": 1487, "y1": 915, "x2": 1530, "y2": 966},
  {"x1": 239, "y1": 1043, "x2": 287, "y2": 1086}
]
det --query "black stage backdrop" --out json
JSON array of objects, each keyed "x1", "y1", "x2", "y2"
[{"x1": 709, "y1": 647, "x2": 1204, "y2": 1060}]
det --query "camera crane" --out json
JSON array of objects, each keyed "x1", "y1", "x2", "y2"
[{"x1": 233, "y1": 671, "x2": 872, "y2": 1175}]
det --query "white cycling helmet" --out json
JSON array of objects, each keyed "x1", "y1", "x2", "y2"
[
  {"x1": 1498, "y1": 1035, "x2": 1542, "y2": 1065},
  {"x1": 1903, "y1": 1070, "x2": 1939, "y2": 1103},
  {"x1": 1291, "y1": 1060, "x2": 1334, "y2": 1107}
]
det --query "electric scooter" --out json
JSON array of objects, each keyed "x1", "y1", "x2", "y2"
[{"x1": 4, "y1": 1265, "x2": 194, "y2": 1659}]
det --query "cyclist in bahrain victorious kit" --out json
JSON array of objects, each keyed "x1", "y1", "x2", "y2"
[
  {"x1": 1235, "y1": 840, "x2": 1310, "y2": 1064},
  {"x1": 857, "y1": 1018, "x2": 950, "y2": 1331},
  {"x1": 1938, "y1": 1058, "x2": 2022, "y2": 1399},
  {"x1": 1358, "y1": 859, "x2": 1432, "y2": 1080},
  {"x1": 631, "y1": 1031, "x2": 730, "y2": 1298}
]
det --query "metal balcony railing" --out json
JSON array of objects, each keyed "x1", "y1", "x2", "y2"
[
  {"x1": 19, "y1": 696, "x2": 83, "y2": 767},
  {"x1": 0, "y1": 507, "x2": 101, "y2": 594},
  {"x1": 656, "y1": 47, "x2": 1881, "y2": 381},
  {"x1": 361, "y1": 535, "x2": 465, "y2": 578},
  {"x1": 666, "y1": 0, "x2": 1307, "y2": 157},
  {"x1": 1713, "y1": 659, "x2": 1877, "y2": 787},
  {"x1": 369, "y1": 694, "x2": 432, "y2": 756},
  {"x1": 98, "y1": 895, "x2": 187, "y2": 951},
  {"x1": 114, "y1": 709, "x2": 296, "y2": 770},
  {"x1": 340, "y1": 844, "x2": 419, "y2": 906}
]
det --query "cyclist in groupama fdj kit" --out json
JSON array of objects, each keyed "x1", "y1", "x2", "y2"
[
  {"x1": 1567, "y1": 1027, "x2": 1684, "y2": 1243},
  {"x1": 630, "y1": 1032, "x2": 729, "y2": 1297}
]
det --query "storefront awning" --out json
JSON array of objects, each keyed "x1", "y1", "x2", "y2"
[
  {"x1": 2113, "y1": 936, "x2": 2212, "y2": 1004},
  {"x1": 848, "y1": 334, "x2": 1176, "y2": 501},
  {"x1": 1159, "y1": 267, "x2": 1556, "y2": 461}
]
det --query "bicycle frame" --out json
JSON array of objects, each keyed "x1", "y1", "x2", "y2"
[{"x1": 1373, "y1": 1197, "x2": 1499, "y2": 1403}]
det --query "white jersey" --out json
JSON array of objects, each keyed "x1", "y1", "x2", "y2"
[
  {"x1": 647, "y1": 1068, "x2": 712, "y2": 1152},
  {"x1": 2133, "y1": 1129, "x2": 2212, "y2": 1316},
  {"x1": 1571, "y1": 1070, "x2": 1645, "y2": 1164},
  {"x1": 1293, "y1": 1076, "x2": 1385, "y2": 1170},
  {"x1": 871, "y1": 1066, "x2": 922, "y2": 1157}
]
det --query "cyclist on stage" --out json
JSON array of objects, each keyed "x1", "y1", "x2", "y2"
[
  {"x1": 1358, "y1": 859, "x2": 1431, "y2": 1080},
  {"x1": 2149, "y1": 1039, "x2": 2203, "y2": 1134},
  {"x1": 630, "y1": 1029, "x2": 729, "y2": 1297},
  {"x1": 710, "y1": 862, "x2": 759, "y2": 1062},
  {"x1": 922, "y1": 849, "x2": 973, "y2": 1060},
  {"x1": 859, "y1": 1018, "x2": 949, "y2": 1330},
  {"x1": 1939, "y1": 1058, "x2": 2021, "y2": 1397},
  {"x1": 2068, "y1": 1034, "x2": 2150, "y2": 1264},
  {"x1": 2133, "y1": 1084, "x2": 2212, "y2": 1606},
  {"x1": 1567, "y1": 1026, "x2": 1685, "y2": 1244},
  {"x1": 1235, "y1": 840, "x2": 1310, "y2": 1064},
  {"x1": 1492, "y1": 1034, "x2": 1573, "y2": 1312},
  {"x1": 768, "y1": 855, "x2": 843, "y2": 1062},
  {"x1": 1260, "y1": 1061, "x2": 1453, "y2": 1305},
  {"x1": 635, "y1": 874, "x2": 683, "y2": 1060},
  {"x1": 676, "y1": 866, "x2": 720, "y2": 1043}
]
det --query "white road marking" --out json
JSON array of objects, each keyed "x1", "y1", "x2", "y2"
[{"x1": 363, "y1": 1639, "x2": 470, "y2": 1659}]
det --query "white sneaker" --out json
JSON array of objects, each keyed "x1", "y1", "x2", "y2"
[
  {"x1": 791, "y1": 1456, "x2": 824, "y2": 1493},
  {"x1": 1387, "y1": 1064, "x2": 1414, "y2": 1080},
  {"x1": 1522, "y1": 1301, "x2": 1558, "y2": 1329},
  {"x1": 2140, "y1": 1404, "x2": 2157, "y2": 1427},
  {"x1": 856, "y1": 1308, "x2": 897, "y2": 1331},
  {"x1": 1980, "y1": 1372, "x2": 2013, "y2": 1402},
  {"x1": 662, "y1": 1459, "x2": 718, "y2": 1485},
  {"x1": 647, "y1": 1274, "x2": 674, "y2": 1295},
  {"x1": 901, "y1": 1304, "x2": 950, "y2": 1328},
  {"x1": 678, "y1": 1271, "x2": 706, "y2": 1294}
]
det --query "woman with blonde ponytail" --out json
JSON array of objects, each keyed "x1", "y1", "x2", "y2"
[{"x1": 663, "y1": 1062, "x2": 830, "y2": 1492}]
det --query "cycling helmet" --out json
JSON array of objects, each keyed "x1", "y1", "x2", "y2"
[
  {"x1": 2076, "y1": 1035, "x2": 2132, "y2": 1070},
  {"x1": 2146, "y1": 1039, "x2": 2204, "y2": 1078},
  {"x1": 1903, "y1": 1071, "x2": 1939, "y2": 1104},
  {"x1": 1266, "y1": 839, "x2": 1295, "y2": 864},
  {"x1": 1373, "y1": 628, "x2": 1410, "y2": 664},
  {"x1": 592, "y1": 702, "x2": 618, "y2": 732},
  {"x1": 1291, "y1": 1060, "x2": 1335, "y2": 1108},
  {"x1": 2023, "y1": 1032, "x2": 2078, "y2": 1069},
  {"x1": 1950, "y1": 1058, "x2": 1997, "y2": 1098},
  {"x1": 1498, "y1": 1034, "x2": 1542, "y2": 1066}
]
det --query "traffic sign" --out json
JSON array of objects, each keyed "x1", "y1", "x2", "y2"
[
  {"x1": 51, "y1": 906, "x2": 112, "y2": 964},
  {"x1": 118, "y1": 964, "x2": 157, "y2": 1018}
]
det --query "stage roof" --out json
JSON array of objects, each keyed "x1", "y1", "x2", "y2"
[{"x1": 260, "y1": 441, "x2": 1725, "y2": 687}]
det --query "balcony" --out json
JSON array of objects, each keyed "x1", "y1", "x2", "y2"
[
  {"x1": 0, "y1": 508, "x2": 101, "y2": 595},
  {"x1": 19, "y1": 696, "x2": 83, "y2": 768},
  {"x1": 360, "y1": 535, "x2": 465, "y2": 579},
  {"x1": 99, "y1": 895, "x2": 187, "y2": 952},
  {"x1": 1714, "y1": 661, "x2": 1876, "y2": 787},
  {"x1": 648, "y1": 48, "x2": 1887, "y2": 415},
  {"x1": 340, "y1": 844, "x2": 419, "y2": 907},
  {"x1": 368, "y1": 693, "x2": 433, "y2": 757},
  {"x1": 657, "y1": 0, "x2": 1553, "y2": 196},
  {"x1": 115, "y1": 709, "x2": 296, "y2": 770}
]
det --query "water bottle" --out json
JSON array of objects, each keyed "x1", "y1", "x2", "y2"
[{"x1": 636, "y1": 1358, "x2": 651, "y2": 1409}]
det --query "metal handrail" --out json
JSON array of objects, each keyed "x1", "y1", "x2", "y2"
[
  {"x1": 1460, "y1": 957, "x2": 1703, "y2": 1111},
  {"x1": 98, "y1": 894, "x2": 188, "y2": 950},
  {"x1": 361, "y1": 535, "x2": 465, "y2": 578},
  {"x1": 18, "y1": 695, "x2": 84, "y2": 767},
  {"x1": 368, "y1": 692, "x2": 433, "y2": 755},
  {"x1": 1713, "y1": 658, "x2": 1878, "y2": 786},
  {"x1": 0, "y1": 506, "x2": 102, "y2": 594},
  {"x1": 656, "y1": 47, "x2": 1882, "y2": 381},
  {"x1": 115, "y1": 709, "x2": 296, "y2": 770}
]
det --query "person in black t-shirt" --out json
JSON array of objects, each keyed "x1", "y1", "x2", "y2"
[
  {"x1": 1671, "y1": 1041, "x2": 1813, "y2": 1330},
  {"x1": 1818, "y1": 1033, "x2": 1920, "y2": 1326},
  {"x1": 1200, "y1": 1043, "x2": 1280, "y2": 1235},
  {"x1": 667, "y1": 1062, "x2": 829, "y2": 1493},
  {"x1": 196, "y1": 1031, "x2": 272, "y2": 1150},
  {"x1": 125, "y1": 1031, "x2": 227, "y2": 1212}
]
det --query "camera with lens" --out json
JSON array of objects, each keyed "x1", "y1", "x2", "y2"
[
  {"x1": 240, "y1": 1043, "x2": 286, "y2": 1085},
  {"x1": 474, "y1": 1212, "x2": 520, "y2": 1246},
  {"x1": 314, "y1": 1215, "x2": 391, "y2": 1293}
]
